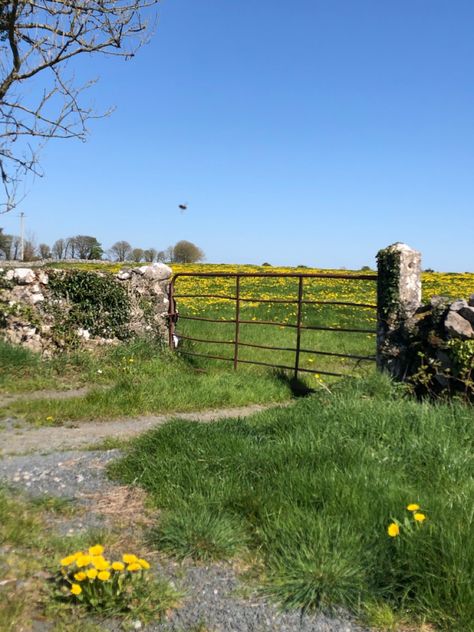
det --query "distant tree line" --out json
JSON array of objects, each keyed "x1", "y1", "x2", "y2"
[{"x1": 0, "y1": 229, "x2": 205, "y2": 264}]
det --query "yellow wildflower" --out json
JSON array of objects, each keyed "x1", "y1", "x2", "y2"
[
  {"x1": 88, "y1": 545, "x2": 104, "y2": 556},
  {"x1": 76, "y1": 554, "x2": 92, "y2": 568},
  {"x1": 91, "y1": 556, "x2": 110, "y2": 570},
  {"x1": 414, "y1": 512, "x2": 426, "y2": 522},
  {"x1": 86, "y1": 568, "x2": 98, "y2": 580},
  {"x1": 388, "y1": 522, "x2": 400, "y2": 537},
  {"x1": 74, "y1": 572, "x2": 87, "y2": 581},
  {"x1": 138, "y1": 559, "x2": 150, "y2": 570},
  {"x1": 46, "y1": 416, "x2": 54, "y2": 422},
  {"x1": 70, "y1": 584, "x2": 82, "y2": 595},
  {"x1": 407, "y1": 504, "x2": 420, "y2": 512},
  {"x1": 60, "y1": 555, "x2": 76, "y2": 567},
  {"x1": 112, "y1": 562, "x2": 125, "y2": 571},
  {"x1": 98, "y1": 571, "x2": 111, "y2": 581},
  {"x1": 122, "y1": 554, "x2": 138, "y2": 564},
  {"x1": 127, "y1": 562, "x2": 142, "y2": 572}
]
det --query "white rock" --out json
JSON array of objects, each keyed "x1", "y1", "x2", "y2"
[
  {"x1": 5, "y1": 270, "x2": 14, "y2": 281},
  {"x1": 132, "y1": 266, "x2": 146, "y2": 275},
  {"x1": 143, "y1": 263, "x2": 172, "y2": 281},
  {"x1": 37, "y1": 271, "x2": 49, "y2": 285},
  {"x1": 13, "y1": 268, "x2": 36, "y2": 284},
  {"x1": 30, "y1": 293, "x2": 44, "y2": 304},
  {"x1": 116, "y1": 271, "x2": 131, "y2": 280},
  {"x1": 77, "y1": 328, "x2": 91, "y2": 340}
]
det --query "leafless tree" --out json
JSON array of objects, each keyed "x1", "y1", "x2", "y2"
[
  {"x1": 38, "y1": 242, "x2": 50, "y2": 258},
  {"x1": 131, "y1": 247, "x2": 144, "y2": 262},
  {"x1": 23, "y1": 235, "x2": 36, "y2": 260},
  {"x1": 172, "y1": 240, "x2": 204, "y2": 264},
  {"x1": 70, "y1": 234, "x2": 103, "y2": 259},
  {"x1": 110, "y1": 240, "x2": 132, "y2": 261},
  {"x1": 0, "y1": 0, "x2": 159, "y2": 213},
  {"x1": 52, "y1": 237, "x2": 66, "y2": 259},
  {"x1": 143, "y1": 247, "x2": 157, "y2": 262}
]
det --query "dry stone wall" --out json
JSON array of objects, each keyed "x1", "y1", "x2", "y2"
[
  {"x1": 376, "y1": 243, "x2": 473, "y2": 397},
  {"x1": 0, "y1": 263, "x2": 172, "y2": 355}
]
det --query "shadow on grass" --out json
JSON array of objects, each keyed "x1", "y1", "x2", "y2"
[{"x1": 274, "y1": 371, "x2": 315, "y2": 397}]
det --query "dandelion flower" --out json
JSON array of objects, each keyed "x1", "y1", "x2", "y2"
[
  {"x1": 388, "y1": 522, "x2": 400, "y2": 537},
  {"x1": 123, "y1": 554, "x2": 138, "y2": 564},
  {"x1": 60, "y1": 555, "x2": 76, "y2": 566},
  {"x1": 127, "y1": 562, "x2": 142, "y2": 572},
  {"x1": 88, "y1": 544, "x2": 104, "y2": 556},
  {"x1": 112, "y1": 562, "x2": 125, "y2": 571},
  {"x1": 76, "y1": 555, "x2": 92, "y2": 568},
  {"x1": 138, "y1": 558, "x2": 150, "y2": 569},
  {"x1": 414, "y1": 512, "x2": 426, "y2": 522},
  {"x1": 407, "y1": 504, "x2": 420, "y2": 512},
  {"x1": 46, "y1": 416, "x2": 54, "y2": 422},
  {"x1": 74, "y1": 572, "x2": 87, "y2": 581},
  {"x1": 70, "y1": 584, "x2": 82, "y2": 595},
  {"x1": 86, "y1": 568, "x2": 98, "y2": 580},
  {"x1": 91, "y1": 556, "x2": 110, "y2": 570},
  {"x1": 98, "y1": 571, "x2": 111, "y2": 581}
]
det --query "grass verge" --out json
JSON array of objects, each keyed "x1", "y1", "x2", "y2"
[
  {"x1": 1, "y1": 338, "x2": 295, "y2": 424},
  {"x1": 109, "y1": 373, "x2": 474, "y2": 631}
]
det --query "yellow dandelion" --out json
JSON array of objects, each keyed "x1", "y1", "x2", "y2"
[
  {"x1": 122, "y1": 554, "x2": 138, "y2": 564},
  {"x1": 406, "y1": 504, "x2": 420, "y2": 512},
  {"x1": 76, "y1": 554, "x2": 92, "y2": 568},
  {"x1": 86, "y1": 568, "x2": 98, "y2": 580},
  {"x1": 98, "y1": 571, "x2": 111, "y2": 581},
  {"x1": 138, "y1": 558, "x2": 150, "y2": 569},
  {"x1": 74, "y1": 571, "x2": 87, "y2": 581},
  {"x1": 414, "y1": 512, "x2": 426, "y2": 522},
  {"x1": 91, "y1": 556, "x2": 110, "y2": 571},
  {"x1": 127, "y1": 562, "x2": 142, "y2": 572},
  {"x1": 388, "y1": 522, "x2": 400, "y2": 537},
  {"x1": 70, "y1": 584, "x2": 82, "y2": 595},
  {"x1": 46, "y1": 416, "x2": 54, "y2": 422},
  {"x1": 60, "y1": 555, "x2": 76, "y2": 567},
  {"x1": 112, "y1": 561, "x2": 125, "y2": 571},
  {"x1": 88, "y1": 544, "x2": 104, "y2": 556}
]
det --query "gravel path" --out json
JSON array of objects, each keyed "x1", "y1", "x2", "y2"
[{"x1": 0, "y1": 403, "x2": 289, "y2": 456}]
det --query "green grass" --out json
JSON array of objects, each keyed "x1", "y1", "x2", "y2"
[
  {"x1": 110, "y1": 373, "x2": 474, "y2": 630},
  {"x1": 1, "y1": 338, "x2": 296, "y2": 423}
]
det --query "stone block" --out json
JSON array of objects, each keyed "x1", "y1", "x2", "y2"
[
  {"x1": 445, "y1": 310, "x2": 474, "y2": 340},
  {"x1": 13, "y1": 268, "x2": 36, "y2": 284},
  {"x1": 449, "y1": 299, "x2": 468, "y2": 312},
  {"x1": 459, "y1": 306, "x2": 474, "y2": 326}
]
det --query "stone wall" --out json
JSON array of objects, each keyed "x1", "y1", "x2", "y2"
[
  {"x1": 0, "y1": 263, "x2": 172, "y2": 354},
  {"x1": 376, "y1": 243, "x2": 473, "y2": 396}
]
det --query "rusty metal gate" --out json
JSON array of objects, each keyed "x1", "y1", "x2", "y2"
[{"x1": 167, "y1": 272, "x2": 377, "y2": 379}]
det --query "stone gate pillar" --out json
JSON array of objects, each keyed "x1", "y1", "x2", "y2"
[{"x1": 376, "y1": 243, "x2": 422, "y2": 378}]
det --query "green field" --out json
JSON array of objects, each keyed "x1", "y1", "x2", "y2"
[{"x1": 172, "y1": 271, "x2": 378, "y2": 379}]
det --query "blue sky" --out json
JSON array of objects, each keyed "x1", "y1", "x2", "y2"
[{"x1": 3, "y1": 0, "x2": 473, "y2": 271}]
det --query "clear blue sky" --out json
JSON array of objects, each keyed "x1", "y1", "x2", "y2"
[{"x1": 3, "y1": 0, "x2": 474, "y2": 271}]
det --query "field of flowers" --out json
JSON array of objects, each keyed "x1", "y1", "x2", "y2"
[{"x1": 171, "y1": 264, "x2": 474, "y2": 378}]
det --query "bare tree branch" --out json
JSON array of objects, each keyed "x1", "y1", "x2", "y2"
[{"x1": 0, "y1": 0, "x2": 159, "y2": 213}]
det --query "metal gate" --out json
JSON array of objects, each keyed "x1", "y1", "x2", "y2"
[{"x1": 167, "y1": 272, "x2": 377, "y2": 379}]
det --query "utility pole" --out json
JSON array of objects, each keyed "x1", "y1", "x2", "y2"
[{"x1": 19, "y1": 211, "x2": 25, "y2": 261}]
